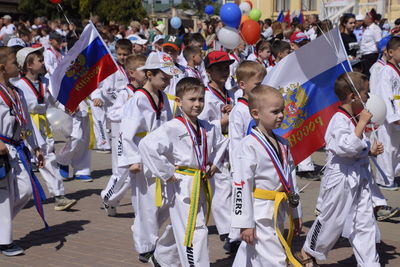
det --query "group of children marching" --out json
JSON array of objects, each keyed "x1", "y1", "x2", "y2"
[{"x1": 0, "y1": 27, "x2": 399, "y2": 267}]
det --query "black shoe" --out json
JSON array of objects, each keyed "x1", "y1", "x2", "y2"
[
  {"x1": 149, "y1": 255, "x2": 161, "y2": 267},
  {"x1": 375, "y1": 206, "x2": 400, "y2": 221},
  {"x1": 138, "y1": 250, "x2": 155, "y2": 263},
  {"x1": 0, "y1": 243, "x2": 24, "y2": 256},
  {"x1": 297, "y1": 171, "x2": 321, "y2": 181}
]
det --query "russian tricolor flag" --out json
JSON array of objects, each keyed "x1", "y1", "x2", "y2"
[
  {"x1": 263, "y1": 28, "x2": 351, "y2": 164},
  {"x1": 50, "y1": 22, "x2": 118, "y2": 111}
]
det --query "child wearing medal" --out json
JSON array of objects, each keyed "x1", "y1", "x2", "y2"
[
  {"x1": 0, "y1": 46, "x2": 46, "y2": 256},
  {"x1": 139, "y1": 77, "x2": 227, "y2": 267},
  {"x1": 13, "y1": 47, "x2": 77, "y2": 211},
  {"x1": 231, "y1": 85, "x2": 302, "y2": 267},
  {"x1": 298, "y1": 72, "x2": 382, "y2": 267}
]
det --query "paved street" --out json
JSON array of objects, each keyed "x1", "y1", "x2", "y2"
[{"x1": 0, "y1": 138, "x2": 399, "y2": 267}]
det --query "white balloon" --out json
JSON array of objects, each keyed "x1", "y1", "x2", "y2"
[
  {"x1": 366, "y1": 94, "x2": 387, "y2": 126},
  {"x1": 46, "y1": 107, "x2": 73, "y2": 137},
  {"x1": 217, "y1": 26, "x2": 241, "y2": 49},
  {"x1": 239, "y1": 2, "x2": 251, "y2": 15}
]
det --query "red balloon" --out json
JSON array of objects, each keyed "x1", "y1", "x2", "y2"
[
  {"x1": 240, "y1": 19, "x2": 260, "y2": 45},
  {"x1": 50, "y1": 0, "x2": 62, "y2": 4}
]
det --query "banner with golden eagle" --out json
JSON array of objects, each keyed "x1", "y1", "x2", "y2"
[
  {"x1": 50, "y1": 21, "x2": 118, "y2": 111},
  {"x1": 263, "y1": 28, "x2": 351, "y2": 165}
]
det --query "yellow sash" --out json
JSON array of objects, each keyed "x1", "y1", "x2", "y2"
[
  {"x1": 30, "y1": 113, "x2": 53, "y2": 139},
  {"x1": 175, "y1": 166, "x2": 212, "y2": 248},
  {"x1": 394, "y1": 95, "x2": 400, "y2": 100},
  {"x1": 87, "y1": 106, "x2": 95, "y2": 150},
  {"x1": 253, "y1": 188, "x2": 301, "y2": 267},
  {"x1": 135, "y1": 132, "x2": 148, "y2": 138}
]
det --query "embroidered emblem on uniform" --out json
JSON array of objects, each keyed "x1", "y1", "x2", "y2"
[{"x1": 279, "y1": 83, "x2": 308, "y2": 129}]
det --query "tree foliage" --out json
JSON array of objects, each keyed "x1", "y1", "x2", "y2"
[{"x1": 18, "y1": 0, "x2": 147, "y2": 24}]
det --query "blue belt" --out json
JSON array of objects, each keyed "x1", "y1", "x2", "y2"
[{"x1": 0, "y1": 134, "x2": 49, "y2": 230}]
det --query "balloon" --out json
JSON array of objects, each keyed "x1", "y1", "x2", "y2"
[
  {"x1": 220, "y1": 3, "x2": 242, "y2": 29},
  {"x1": 249, "y1": 8, "x2": 262, "y2": 21},
  {"x1": 239, "y1": 2, "x2": 251, "y2": 15},
  {"x1": 218, "y1": 26, "x2": 241, "y2": 49},
  {"x1": 157, "y1": 21, "x2": 163, "y2": 25},
  {"x1": 46, "y1": 107, "x2": 72, "y2": 138},
  {"x1": 205, "y1": 5, "x2": 214, "y2": 15},
  {"x1": 245, "y1": 0, "x2": 253, "y2": 9},
  {"x1": 170, "y1": 16, "x2": 182, "y2": 29},
  {"x1": 50, "y1": 0, "x2": 62, "y2": 3},
  {"x1": 241, "y1": 15, "x2": 249, "y2": 25},
  {"x1": 366, "y1": 94, "x2": 387, "y2": 126},
  {"x1": 240, "y1": 19, "x2": 261, "y2": 45}
]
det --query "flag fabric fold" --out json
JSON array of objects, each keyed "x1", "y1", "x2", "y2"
[
  {"x1": 263, "y1": 28, "x2": 351, "y2": 165},
  {"x1": 50, "y1": 22, "x2": 118, "y2": 111},
  {"x1": 277, "y1": 11, "x2": 284, "y2": 23}
]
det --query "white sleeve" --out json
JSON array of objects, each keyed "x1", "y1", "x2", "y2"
[
  {"x1": 231, "y1": 141, "x2": 256, "y2": 229},
  {"x1": 107, "y1": 90, "x2": 128, "y2": 122},
  {"x1": 139, "y1": 124, "x2": 176, "y2": 182},
  {"x1": 288, "y1": 149, "x2": 302, "y2": 219},
  {"x1": 198, "y1": 97, "x2": 222, "y2": 134},
  {"x1": 329, "y1": 116, "x2": 369, "y2": 158},
  {"x1": 228, "y1": 109, "x2": 245, "y2": 158},
  {"x1": 209, "y1": 125, "x2": 229, "y2": 171},
  {"x1": 118, "y1": 96, "x2": 146, "y2": 167}
]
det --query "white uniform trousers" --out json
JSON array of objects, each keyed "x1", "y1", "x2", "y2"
[
  {"x1": 232, "y1": 207, "x2": 288, "y2": 267},
  {"x1": 89, "y1": 102, "x2": 111, "y2": 150},
  {"x1": 131, "y1": 173, "x2": 169, "y2": 254},
  {"x1": 297, "y1": 156, "x2": 315, "y2": 172},
  {"x1": 0, "y1": 156, "x2": 32, "y2": 244},
  {"x1": 155, "y1": 175, "x2": 210, "y2": 267},
  {"x1": 211, "y1": 165, "x2": 232, "y2": 236},
  {"x1": 304, "y1": 178, "x2": 380, "y2": 266},
  {"x1": 56, "y1": 116, "x2": 91, "y2": 176},
  {"x1": 375, "y1": 123, "x2": 400, "y2": 186},
  {"x1": 100, "y1": 122, "x2": 130, "y2": 206}
]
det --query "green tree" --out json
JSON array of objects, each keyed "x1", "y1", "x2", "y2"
[{"x1": 18, "y1": 0, "x2": 147, "y2": 24}]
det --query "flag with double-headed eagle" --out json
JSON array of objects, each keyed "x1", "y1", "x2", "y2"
[
  {"x1": 263, "y1": 28, "x2": 351, "y2": 165},
  {"x1": 50, "y1": 21, "x2": 118, "y2": 111}
]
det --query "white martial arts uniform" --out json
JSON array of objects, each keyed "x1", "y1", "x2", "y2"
[
  {"x1": 164, "y1": 63, "x2": 185, "y2": 96},
  {"x1": 0, "y1": 85, "x2": 44, "y2": 245},
  {"x1": 303, "y1": 110, "x2": 380, "y2": 266},
  {"x1": 56, "y1": 101, "x2": 91, "y2": 176},
  {"x1": 139, "y1": 116, "x2": 227, "y2": 267},
  {"x1": 231, "y1": 128, "x2": 302, "y2": 267},
  {"x1": 118, "y1": 88, "x2": 172, "y2": 254},
  {"x1": 100, "y1": 85, "x2": 135, "y2": 207},
  {"x1": 182, "y1": 66, "x2": 204, "y2": 86},
  {"x1": 198, "y1": 84, "x2": 235, "y2": 237},
  {"x1": 375, "y1": 63, "x2": 400, "y2": 186},
  {"x1": 13, "y1": 76, "x2": 65, "y2": 196},
  {"x1": 43, "y1": 47, "x2": 63, "y2": 76},
  {"x1": 91, "y1": 64, "x2": 129, "y2": 150},
  {"x1": 369, "y1": 58, "x2": 386, "y2": 95}
]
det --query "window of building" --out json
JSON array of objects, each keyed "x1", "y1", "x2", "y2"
[
  {"x1": 302, "y1": 0, "x2": 317, "y2": 11},
  {"x1": 275, "y1": 0, "x2": 290, "y2": 12}
]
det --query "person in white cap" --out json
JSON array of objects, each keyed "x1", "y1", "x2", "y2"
[
  {"x1": 354, "y1": 14, "x2": 365, "y2": 43},
  {"x1": 118, "y1": 51, "x2": 181, "y2": 264},
  {"x1": 13, "y1": 47, "x2": 77, "y2": 211},
  {"x1": 127, "y1": 34, "x2": 148, "y2": 55},
  {"x1": 0, "y1": 15, "x2": 15, "y2": 41}
]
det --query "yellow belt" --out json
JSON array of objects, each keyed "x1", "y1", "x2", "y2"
[
  {"x1": 135, "y1": 131, "x2": 148, "y2": 138},
  {"x1": 175, "y1": 166, "x2": 212, "y2": 248},
  {"x1": 253, "y1": 188, "x2": 301, "y2": 267},
  {"x1": 30, "y1": 113, "x2": 53, "y2": 139},
  {"x1": 394, "y1": 95, "x2": 400, "y2": 100},
  {"x1": 87, "y1": 106, "x2": 95, "y2": 150},
  {"x1": 166, "y1": 93, "x2": 178, "y2": 117}
]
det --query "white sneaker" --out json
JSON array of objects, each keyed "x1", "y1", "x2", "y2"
[{"x1": 102, "y1": 202, "x2": 117, "y2": 217}]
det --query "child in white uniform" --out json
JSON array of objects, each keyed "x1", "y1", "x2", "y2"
[
  {"x1": 101, "y1": 54, "x2": 146, "y2": 216},
  {"x1": 299, "y1": 72, "x2": 382, "y2": 267},
  {"x1": 118, "y1": 52, "x2": 181, "y2": 264},
  {"x1": 0, "y1": 47, "x2": 45, "y2": 256},
  {"x1": 139, "y1": 77, "x2": 227, "y2": 267},
  {"x1": 231, "y1": 85, "x2": 302, "y2": 267},
  {"x1": 14, "y1": 47, "x2": 76, "y2": 210}
]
